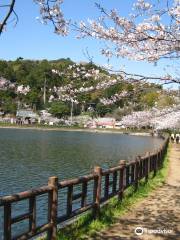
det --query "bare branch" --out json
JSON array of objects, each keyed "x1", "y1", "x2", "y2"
[
  {"x1": 106, "y1": 69, "x2": 180, "y2": 85},
  {"x1": 0, "y1": 0, "x2": 16, "y2": 35}
]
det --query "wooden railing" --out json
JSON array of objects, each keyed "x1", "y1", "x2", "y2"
[{"x1": 0, "y1": 136, "x2": 169, "y2": 240}]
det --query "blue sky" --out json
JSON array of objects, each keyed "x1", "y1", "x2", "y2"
[{"x1": 0, "y1": 0, "x2": 177, "y2": 89}]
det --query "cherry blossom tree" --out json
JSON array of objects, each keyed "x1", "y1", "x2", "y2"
[
  {"x1": 0, "y1": 0, "x2": 66, "y2": 35},
  {"x1": 16, "y1": 85, "x2": 30, "y2": 95},
  {"x1": 1, "y1": 1, "x2": 179, "y2": 84},
  {"x1": 120, "y1": 110, "x2": 153, "y2": 128},
  {"x1": 34, "y1": 0, "x2": 68, "y2": 36},
  {"x1": 120, "y1": 105, "x2": 180, "y2": 130},
  {"x1": 78, "y1": 1, "x2": 180, "y2": 61},
  {"x1": 0, "y1": 77, "x2": 15, "y2": 90},
  {"x1": 77, "y1": 0, "x2": 180, "y2": 84},
  {"x1": 50, "y1": 63, "x2": 132, "y2": 106}
]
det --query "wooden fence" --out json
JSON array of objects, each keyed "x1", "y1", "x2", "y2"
[{"x1": 0, "y1": 136, "x2": 169, "y2": 240}]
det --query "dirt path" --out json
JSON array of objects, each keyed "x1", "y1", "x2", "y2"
[{"x1": 89, "y1": 144, "x2": 180, "y2": 240}]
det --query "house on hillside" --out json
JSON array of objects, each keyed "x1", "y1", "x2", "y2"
[
  {"x1": 16, "y1": 109, "x2": 39, "y2": 124},
  {"x1": 115, "y1": 121, "x2": 126, "y2": 129},
  {"x1": 71, "y1": 115, "x2": 92, "y2": 126},
  {"x1": 96, "y1": 118, "x2": 116, "y2": 128},
  {"x1": 85, "y1": 117, "x2": 116, "y2": 129}
]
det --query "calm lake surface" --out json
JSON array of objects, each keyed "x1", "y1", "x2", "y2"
[{"x1": 0, "y1": 128, "x2": 163, "y2": 237}]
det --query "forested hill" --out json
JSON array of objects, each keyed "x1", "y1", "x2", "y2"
[{"x1": 0, "y1": 58, "x2": 176, "y2": 119}]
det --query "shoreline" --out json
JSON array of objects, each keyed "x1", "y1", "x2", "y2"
[{"x1": 0, "y1": 125, "x2": 151, "y2": 136}]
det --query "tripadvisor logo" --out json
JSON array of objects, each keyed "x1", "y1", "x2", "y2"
[
  {"x1": 134, "y1": 227, "x2": 173, "y2": 235},
  {"x1": 135, "y1": 227, "x2": 144, "y2": 235}
]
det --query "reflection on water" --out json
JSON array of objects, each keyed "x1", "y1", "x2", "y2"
[{"x1": 0, "y1": 128, "x2": 163, "y2": 237}]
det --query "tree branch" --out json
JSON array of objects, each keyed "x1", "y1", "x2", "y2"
[{"x1": 0, "y1": 0, "x2": 16, "y2": 35}]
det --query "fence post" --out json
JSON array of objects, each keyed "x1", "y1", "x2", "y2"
[
  {"x1": 154, "y1": 150, "x2": 159, "y2": 177},
  {"x1": 131, "y1": 162, "x2": 135, "y2": 184},
  {"x1": 112, "y1": 171, "x2": 118, "y2": 194},
  {"x1": 4, "y1": 203, "x2": 11, "y2": 240},
  {"x1": 161, "y1": 147, "x2": 164, "y2": 168},
  {"x1": 139, "y1": 156, "x2": 143, "y2": 179},
  {"x1": 29, "y1": 196, "x2": 36, "y2": 233},
  {"x1": 47, "y1": 176, "x2": 58, "y2": 240},
  {"x1": 160, "y1": 147, "x2": 163, "y2": 167},
  {"x1": 145, "y1": 152, "x2": 149, "y2": 183},
  {"x1": 118, "y1": 160, "x2": 126, "y2": 201},
  {"x1": 157, "y1": 148, "x2": 161, "y2": 170},
  {"x1": 134, "y1": 157, "x2": 140, "y2": 191},
  {"x1": 93, "y1": 166, "x2": 102, "y2": 219}
]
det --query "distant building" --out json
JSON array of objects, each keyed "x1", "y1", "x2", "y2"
[
  {"x1": 16, "y1": 109, "x2": 39, "y2": 124},
  {"x1": 85, "y1": 117, "x2": 116, "y2": 129},
  {"x1": 114, "y1": 121, "x2": 126, "y2": 129},
  {"x1": 96, "y1": 118, "x2": 116, "y2": 128},
  {"x1": 71, "y1": 115, "x2": 92, "y2": 126}
]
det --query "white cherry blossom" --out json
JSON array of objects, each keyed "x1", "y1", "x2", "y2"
[{"x1": 16, "y1": 85, "x2": 30, "y2": 95}]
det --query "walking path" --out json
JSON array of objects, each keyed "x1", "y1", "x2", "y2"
[{"x1": 89, "y1": 143, "x2": 180, "y2": 240}]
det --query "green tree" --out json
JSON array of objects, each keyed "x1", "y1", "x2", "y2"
[
  {"x1": 1, "y1": 98, "x2": 17, "y2": 114},
  {"x1": 157, "y1": 95, "x2": 175, "y2": 108},
  {"x1": 96, "y1": 103, "x2": 112, "y2": 117},
  {"x1": 141, "y1": 91, "x2": 159, "y2": 108},
  {"x1": 104, "y1": 83, "x2": 123, "y2": 98},
  {"x1": 49, "y1": 101, "x2": 70, "y2": 118}
]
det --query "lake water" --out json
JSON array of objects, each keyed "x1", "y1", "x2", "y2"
[{"x1": 0, "y1": 128, "x2": 163, "y2": 237}]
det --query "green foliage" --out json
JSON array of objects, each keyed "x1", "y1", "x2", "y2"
[
  {"x1": 96, "y1": 103, "x2": 112, "y2": 117},
  {"x1": 103, "y1": 83, "x2": 123, "y2": 98},
  {"x1": 1, "y1": 99, "x2": 17, "y2": 114},
  {"x1": 77, "y1": 93, "x2": 91, "y2": 105},
  {"x1": 49, "y1": 101, "x2": 70, "y2": 118},
  {"x1": 0, "y1": 90, "x2": 17, "y2": 114},
  {"x1": 141, "y1": 91, "x2": 159, "y2": 108},
  {"x1": 0, "y1": 59, "x2": 176, "y2": 117},
  {"x1": 25, "y1": 89, "x2": 42, "y2": 108},
  {"x1": 157, "y1": 94, "x2": 175, "y2": 108}
]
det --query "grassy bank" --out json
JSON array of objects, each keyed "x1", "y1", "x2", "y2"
[{"x1": 55, "y1": 150, "x2": 169, "y2": 240}]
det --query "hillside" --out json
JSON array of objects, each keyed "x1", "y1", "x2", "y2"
[{"x1": 0, "y1": 58, "x2": 177, "y2": 119}]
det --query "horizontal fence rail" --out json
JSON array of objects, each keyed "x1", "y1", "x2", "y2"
[{"x1": 0, "y1": 136, "x2": 169, "y2": 240}]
